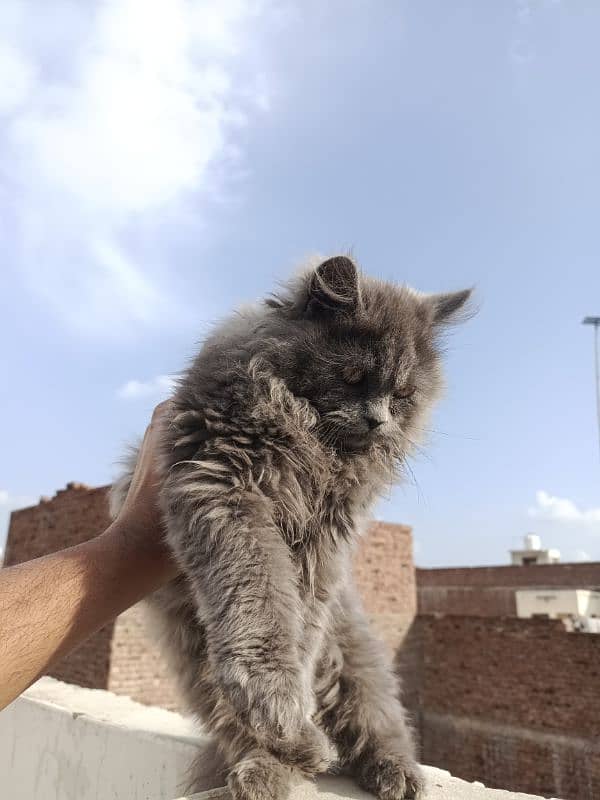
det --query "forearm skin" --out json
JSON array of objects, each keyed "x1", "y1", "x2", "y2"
[{"x1": 0, "y1": 520, "x2": 176, "y2": 711}]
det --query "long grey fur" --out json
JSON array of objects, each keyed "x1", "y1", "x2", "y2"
[{"x1": 110, "y1": 255, "x2": 471, "y2": 800}]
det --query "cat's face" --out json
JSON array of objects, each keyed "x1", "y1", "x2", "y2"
[{"x1": 273, "y1": 256, "x2": 471, "y2": 458}]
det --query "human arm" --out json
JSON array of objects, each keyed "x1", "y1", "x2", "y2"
[{"x1": 0, "y1": 403, "x2": 178, "y2": 711}]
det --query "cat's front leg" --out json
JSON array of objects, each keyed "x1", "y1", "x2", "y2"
[
  {"x1": 319, "y1": 589, "x2": 424, "y2": 800},
  {"x1": 163, "y1": 468, "x2": 326, "y2": 765},
  {"x1": 222, "y1": 660, "x2": 313, "y2": 749}
]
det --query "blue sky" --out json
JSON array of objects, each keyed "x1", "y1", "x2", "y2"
[{"x1": 1, "y1": 0, "x2": 599, "y2": 566}]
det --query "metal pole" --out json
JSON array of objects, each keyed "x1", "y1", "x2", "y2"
[
  {"x1": 594, "y1": 322, "x2": 600, "y2": 463},
  {"x1": 583, "y1": 316, "x2": 600, "y2": 464}
]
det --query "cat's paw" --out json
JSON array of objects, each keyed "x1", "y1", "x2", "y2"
[
  {"x1": 228, "y1": 754, "x2": 293, "y2": 800},
  {"x1": 356, "y1": 750, "x2": 425, "y2": 800},
  {"x1": 275, "y1": 719, "x2": 334, "y2": 776}
]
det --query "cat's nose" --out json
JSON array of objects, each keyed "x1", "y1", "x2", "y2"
[{"x1": 364, "y1": 399, "x2": 390, "y2": 430}]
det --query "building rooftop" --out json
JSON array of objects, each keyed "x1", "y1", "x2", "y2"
[{"x1": 510, "y1": 535, "x2": 560, "y2": 566}]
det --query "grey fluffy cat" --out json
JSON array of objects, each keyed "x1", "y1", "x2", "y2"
[{"x1": 110, "y1": 256, "x2": 471, "y2": 800}]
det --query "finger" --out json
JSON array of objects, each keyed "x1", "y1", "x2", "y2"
[{"x1": 150, "y1": 399, "x2": 174, "y2": 427}]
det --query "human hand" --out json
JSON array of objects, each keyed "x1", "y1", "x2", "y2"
[
  {"x1": 0, "y1": 401, "x2": 180, "y2": 710},
  {"x1": 111, "y1": 401, "x2": 178, "y2": 575}
]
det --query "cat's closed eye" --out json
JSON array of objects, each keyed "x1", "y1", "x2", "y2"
[
  {"x1": 390, "y1": 385, "x2": 417, "y2": 414},
  {"x1": 395, "y1": 385, "x2": 416, "y2": 399},
  {"x1": 342, "y1": 366, "x2": 367, "y2": 386}
]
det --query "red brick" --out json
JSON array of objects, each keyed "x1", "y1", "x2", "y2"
[{"x1": 400, "y1": 615, "x2": 600, "y2": 800}]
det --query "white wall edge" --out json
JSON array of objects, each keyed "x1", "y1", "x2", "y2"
[{"x1": 0, "y1": 678, "x2": 559, "y2": 800}]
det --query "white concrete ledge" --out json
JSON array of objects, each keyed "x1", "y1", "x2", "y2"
[
  {"x1": 175, "y1": 771, "x2": 557, "y2": 800},
  {"x1": 0, "y1": 678, "x2": 558, "y2": 800}
]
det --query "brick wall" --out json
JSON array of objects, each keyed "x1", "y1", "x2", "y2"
[
  {"x1": 108, "y1": 603, "x2": 180, "y2": 710},
  {"x1": 422, "y1": 712, "x2": 599, "y2": 800},
  {"x1": 4, "y1": 483, "x2": 111, "y2": 566},
  {"x1": 418, "y1": 585, "x2": 518, "y2": 616},
  {"x1": 418, "y1": 563, "x2": 600, "y2": 587},
  {"x1": 402, "y1": 615, "x2": 600, "y2": 799},
  {"x1": 4, "y1": 485, "x2": 415, "y2": 708},
  {"x1": 354, "y1": 521, "x2": 416, "y2": 651},
  {"x1": 417, "y1": 562, "x2": 600, "y2": 617}
]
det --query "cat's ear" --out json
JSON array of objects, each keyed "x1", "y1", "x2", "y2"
[
  {"x1": 427, "y1": 288, "x2": 473, "y2": 325},
  {"x1": 305, "y1": 256, "x2": 362, "y2": 317}
]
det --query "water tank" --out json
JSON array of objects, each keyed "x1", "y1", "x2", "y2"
[{"x1": 524, "y1": 533, "x2": 541, "y2": 551}]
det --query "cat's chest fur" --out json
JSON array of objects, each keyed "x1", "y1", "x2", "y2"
[
  {"x1": 169, "y1": 370, "x2": 382, "y2": 597},
  {"x1": 262, "y1": 442, "x2": 374, "y2": 600}
]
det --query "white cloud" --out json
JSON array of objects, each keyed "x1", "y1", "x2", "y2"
[
  {"x1": 528, "y1": 490, "x2": 600, "y2": 526},
  {"x1": 573, "y1": 549, "x2": 592, "y2": 562},
  {"x1": 1, "y1": 0, "x2": 280, "y2": 336},
  {"x1": 117, "y1": 374, "x2": 176, "y2": 400},
  {"x1": 0, "y1": 42, "x2": 36, "y2": 114}
]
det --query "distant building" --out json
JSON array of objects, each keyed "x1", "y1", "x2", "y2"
[
  {"x1": 417, "y1": 555, "x2": 600, "y2": 619},
  {"x1": 413, "y1": 545, "x2": 600, "y2": 798},
  {"x1": 509, "y1": 533, "x2": 560, "y2": 565},
  {"x1": 516, "y1": 587, "x2": 600, "y2": 625}
]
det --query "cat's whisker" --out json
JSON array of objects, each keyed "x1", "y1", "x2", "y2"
[
  {"x1": 421, "y1": 427, "x2": 479, "y2": 441},
  {"x1": 395, "y1": 427, "x2": 431, "y2": 462},
  {"x1": 399, "y1": 457, "x2": 426, "y2": 504}
]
